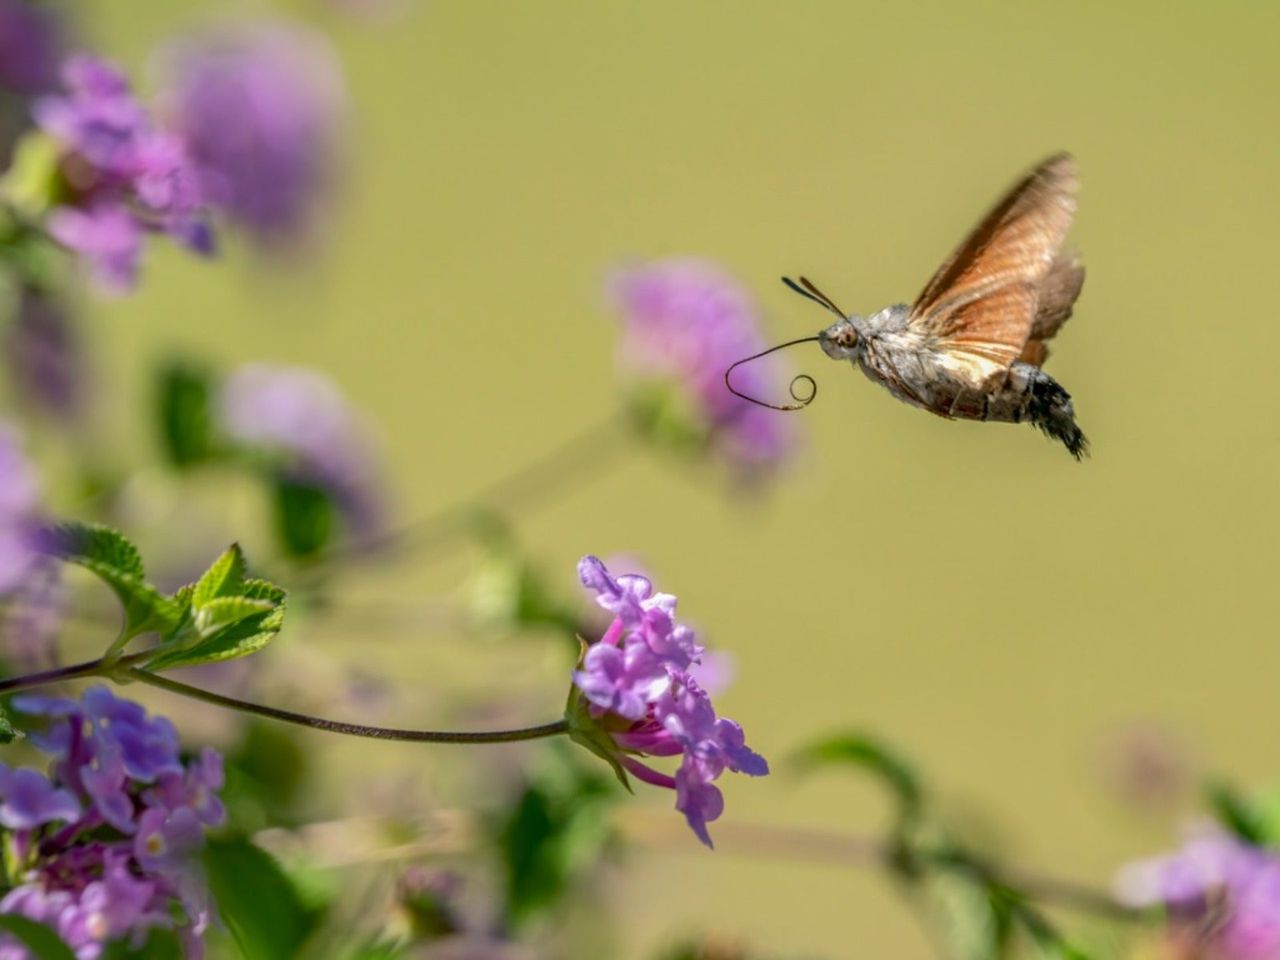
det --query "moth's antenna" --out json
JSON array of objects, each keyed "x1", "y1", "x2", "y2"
[
  {"x1": 782, "y1": 276, "x2": 846, "y2": 318},
  {"x1": 724, "y1": 336, "x2": 821, "y2": 412}
]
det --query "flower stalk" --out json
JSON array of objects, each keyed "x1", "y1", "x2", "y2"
[{"x1": 0, "y1": 658, "x2": 569, "y2": 745}]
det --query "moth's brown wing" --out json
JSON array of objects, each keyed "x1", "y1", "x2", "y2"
[
  {"x1": 932, "y1": 282, "x2": 1039, "y2": 387},
  {"x1": 909, "y1": 153, "x2": 1079, "y2": 387},
  {"x1": 1019, "y1": 339, "x2": 1049, "y2": 367},
  {"x1": 1031, "y1": 251, "x2": 1085, "y2": 342}
]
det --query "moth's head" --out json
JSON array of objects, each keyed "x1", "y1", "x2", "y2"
[{"x1": 818, "y1": 317, "x2": 860, "y2": 361}]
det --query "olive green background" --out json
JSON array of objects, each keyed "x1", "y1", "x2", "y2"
[{"x1": 75, "y1": 1, "x2": 1280, "y2": 956}]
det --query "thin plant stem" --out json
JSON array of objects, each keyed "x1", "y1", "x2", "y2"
[
  {"x1": 125, "y1": 667, "x2": 569, "y2": 744},
  {"x1": 616, "y1": 812, "x2": 1142, "y2": 922},
  {"x1": 0, "y1": 653, "x2": 147, "y2": 695},
  {"x1": 329, "y1": 411, "x2": 631, "y2": 566}
]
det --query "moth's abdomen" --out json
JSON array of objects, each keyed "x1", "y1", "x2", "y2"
[
  {"x1": 1025, "y1": 370, "x2": 1088, "y2": 459},
  {"x1": 985, "y1": 363, "x2": 1088, "y2": 459}
]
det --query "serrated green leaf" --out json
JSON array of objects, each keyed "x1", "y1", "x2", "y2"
[
  {"x1": 194, "y1": 595, "x2": 275, "y2": 638},
  {"x1": 204, "y1": 837, "x2": 317, "y2": 960},
  {"x1": 41, "y1": 522, "x2": 180, "y2": 642},
  {"x1": 156, "y1": 362, "x2": 217, "y2": 469},
  {"x1": 191, "y1": 544, "x2": 246, "y2": 609},
  {"x1": 43, "y1": 521, "x2": 144, "y2": 578},
  {"x1": 143, "y1": 579, "x2": 286, "y2": 671},
  {"x1": 795, "y1": 732, "x2": 924, "y2": 829},
  {"x1": 0, "y1": 914, "x2": 78, "y2": 960}
]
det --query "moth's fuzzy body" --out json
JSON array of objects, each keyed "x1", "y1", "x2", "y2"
[
  {"x1": 819, "y1": 299, "x2": 1088, "y2": 459},
  {"x1": 793, "y1": 153, "x2": 1089, "y2": 458}
]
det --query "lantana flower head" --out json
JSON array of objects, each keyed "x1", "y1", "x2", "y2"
[
  {"x1": 1115, "y1": 829, "x2": 1280, "y2": 959},
  {"x1": 608, "y1": 258, "x2": 799, "y2": 478},
  {"x1": 155, "y1": 20, "x2": 345, "y2": 248},
  {"x1": 570, "y1": 555, "x2": 767, "y2": 847},
  {"x1": 33, "y1": 54, "x2": 214, "y2": 292},
  {"x1": 0, "y1": 687, "x2": 223, "y2": 958}
]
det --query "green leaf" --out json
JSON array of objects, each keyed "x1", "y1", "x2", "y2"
[
  {"x1": 203, "y1": 836, "x2": 317, "y2": 960},
  {"x1": 1013, "y1": 899, "x2": 1094, "y2": 960},
  {"x1": 156, "y1": 362, "x2": 216, "y2": 469},
  {"x1": 43, "y1": 521, "x2": 143, "y2": 578},
  {"x1": 0, "y1": 132, "x2": 62, "y2": 218},
  {"x1": 194, "y1": 596, "x2": 275, "y2": 637},
  {"x1": 143, "y1": 579, "x2": 286, "y2": 671},
  {"x1": 272, "y1": 480, "x2": 335, "y2": 558},
  {"x1": 795, "y1": 731, "x2": 924, "y2": 829},
  {"x1": 0, "y1": 703, "x2": 20, "y2": 744},
  {"x1": 192, "y1": 544, "x2": 246, "y2": 608},
  {"x1": 0, "y1": 914, "x2": 78, "y2": 960},
  {"x1": 40, "y1": 522, "x2": 180, "y2": 641},
  {"x1": 103, "y1": 927, "x2": 182, "y2": 959},
  {"x1": 1207, "y1": 780, "x2": 1268, "y2": 846}
]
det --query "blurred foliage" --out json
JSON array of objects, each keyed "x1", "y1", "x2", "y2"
[
  {"x1": 156, "y1": 361, "x2": 217, "y2": 470},
  {"x1": 220, "y1": 719, "x2": 312, "y2": 834},
  {"x1": 204, "y1": 836, "x2": 321, "y2": 960},
  {"x1": 491, "y1": 745, "x2": 621, "y2": 931},
  {"x1": 0, "y1": 915, "x2": 77, "y2": 960}
]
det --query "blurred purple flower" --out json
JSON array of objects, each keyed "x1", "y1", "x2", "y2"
[
  {"x1": 572, "y1": 555, "x2": 766, "y2": 847},
  {"x1": 1115, "y1": 830, "x2": 1280, "y2": 959},
  {"x1": 33, "y1": 54, "x2": 215, "y2": 293},
  {"x1": 45, "y1": 203, "x2": 143, "y2": 293},
  {"x1": 0, "y1": 0, "x2": 61, "y2": 168},
  {"x1": 608, "y1": 259, "x2": 799, "y2": 477},
  {"x1": 156, "y1": 21, "x2": 345, "y2": 248},
  {"x1": 0, "y1": 421, "x2": 41, "y2": 596},
  {"x1": 0, "y1": 1, "x2": 60, "y2": 96},
  {"x1": 1, "y1": 558, "x2": 64, "y2": 671},
  {"x1": 0, "y1": 687, "x2": 221, "y2": 958},
  {"x1": 218, "y1": 363, "x2": 387, "y2": 545},
  {"x1": 3, "y1": 287, "x2": 87, "y2": 420}
]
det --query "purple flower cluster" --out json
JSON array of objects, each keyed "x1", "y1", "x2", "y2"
[
  {"x1": 0, "y1": 687, "x2": 223, "y2": 959},
  {"x1": 218, "y1": 363, "x2": 387, "y2": 545},
  {"x1": 34, "y1": 55, "x2": 214, "y2": 292},
  {"x1": 1115, "y1": 830, "x2": 1280, "y2": 959},
  {"x1": 155, "y1": 21, "x2": 345, "y2": 248},
  {"x1": 608, "y1": 259, "x2": 798, "y2": 477},
  {"x1": 0, "y1": 422, "x2": 41, "y2": 596},
  {"x1": 573, "y1": 556, "x2": 767, "y2": 847}
]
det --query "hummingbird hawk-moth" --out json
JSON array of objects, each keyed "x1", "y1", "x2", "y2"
[{"x1": 727, "y1": 152, "x2": 1089, "y2": 458}]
